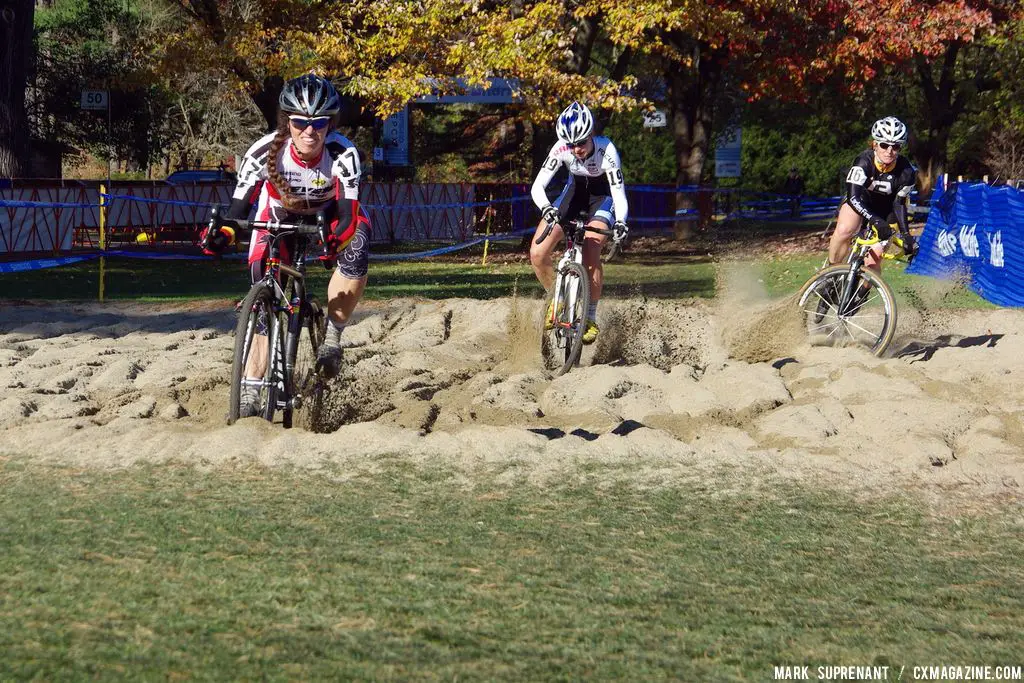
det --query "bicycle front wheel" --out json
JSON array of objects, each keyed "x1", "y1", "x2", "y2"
[
  {"x1": 798, "y1": 264, "x2": 898, "y2": 356},
  {"x1": 284, "y1": 296, "x2": 326, "y2": 431},
  {"x1": 556, "y1": 262, "x2": 590, "y2": 375},
  {"x1": 229, "y1": 282, "x2": 282, "y2": 424}
]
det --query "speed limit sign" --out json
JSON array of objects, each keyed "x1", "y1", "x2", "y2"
[{"x1": 81, "y1": 90, "x2": 109, "y2": 110}]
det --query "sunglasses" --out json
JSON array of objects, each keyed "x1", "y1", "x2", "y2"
[
  {"x1": 877, "y1": 142, "x2": 902, "y2": 151},
  {"x1": 289, "y1": 116, "x2": 331, "y2": 131},
  {"x1": 568, "y1": 140, "x2": 589, "y2": 149}
]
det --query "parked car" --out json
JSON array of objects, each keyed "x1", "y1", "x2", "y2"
[{"x1": 165, "y1": 168, "x2": 236, "y2": 184}]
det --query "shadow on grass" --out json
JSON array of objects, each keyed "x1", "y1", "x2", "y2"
[{"x1": 1, "y1": 256, "x2": 718, "y2": 302}]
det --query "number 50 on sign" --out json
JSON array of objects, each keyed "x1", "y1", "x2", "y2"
[{"x1": 81, "y1": 90, "x2": 109, "y2": 110}]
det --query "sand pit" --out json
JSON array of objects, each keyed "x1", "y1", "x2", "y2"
[{"x1": 1, "y1": 287, "x2": 1023, "y2": 504}]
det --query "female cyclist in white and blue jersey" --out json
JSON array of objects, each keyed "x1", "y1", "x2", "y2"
[{"x1": 530, "y1": 102, "x2": 628, "y2": 345}]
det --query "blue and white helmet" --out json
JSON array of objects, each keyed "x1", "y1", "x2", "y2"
[
  {"x1": 556, "y1": 102, "x2": 594, "y2": 145},
  {"x1": 871, "y1": 116, "x2": 908, "y2": 145}
]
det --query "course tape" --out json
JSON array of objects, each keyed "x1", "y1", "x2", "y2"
[
  {"x1": 369, "y1": 229, "x2": 533, "y2": 261},
  {"x1": 0, "y1": 199, "x2": 98, "y2": 209},
  {"x1": 0, "y1": 254, "x2": 98, "y2": 273},
  {"x1": 8, "y1": 190, "x2": 849, "y2": 217},
  {"x1": 0, "y1": 229, "x2": 534, "y2": 272},
  {"x1": 102, "y1": 193, "x2": 211, "y2": 209},
  {"x1": 98, "y1": 193, "x2": 535, "y2": 211}
]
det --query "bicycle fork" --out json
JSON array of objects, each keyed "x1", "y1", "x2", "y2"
[
  {"x1": 551, "y1": 257, "x2": 578, "y2": 343},
  {"x1": 838, "y1": 260, "x2": 865, "y2": 317}
]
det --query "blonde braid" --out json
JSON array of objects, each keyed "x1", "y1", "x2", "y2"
[{"x1": 266, "y1": 114, "x2": 307, "y2": 212}]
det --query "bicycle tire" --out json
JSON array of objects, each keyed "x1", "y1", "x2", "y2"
[
  {"x1": 229, "y1": 282, "x2": 281, "y2": 424},
  {"x1": 284, "y1": 297, "x2": 326, "y2": 431},
  {"x1": 797, "y1": 264, "x2": 898, "y2": 356},
  {"x1": 558, "y1": 261, "x2": 590, "y2": 374}
]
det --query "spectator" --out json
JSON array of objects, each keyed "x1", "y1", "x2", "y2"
[{"x1": 783, "y1": 167, "x2": 805, "y2": 218}]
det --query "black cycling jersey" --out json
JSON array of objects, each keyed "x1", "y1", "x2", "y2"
[{"x1": 845, "y1": 149, "x2": 917, "y2": 233}]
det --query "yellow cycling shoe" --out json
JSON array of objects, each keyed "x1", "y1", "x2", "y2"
[
  {"x1": 544, "y1": 299, "x2": 565, "y2": 331},
  {"x1": 582, "y1": 319, "x2": 599, "y2": 345}
]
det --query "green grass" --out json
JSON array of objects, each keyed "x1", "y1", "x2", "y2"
[
  {"x1": 761, "y1": 254, "x2": 996, "y2": 309},
  {"x1": 0, "y1": 254, "x2": 716, "y2": 302},
  {"x1": 1, "y1": 461, "x2": 1021, "y2": 680},
  {"x1": 0, "y1": 247, "x2": 995, "y2": 310}
]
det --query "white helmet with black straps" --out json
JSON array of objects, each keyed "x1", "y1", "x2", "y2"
[
  {"x1": 871, "y1": 116, "x2": 908, "y2": 145},
  {"x1": 555, "y1": 102, "x2": 594, "y2": 145},
  {"x1": 279, "y1": 74, "x2": 341, "y2": 118}
]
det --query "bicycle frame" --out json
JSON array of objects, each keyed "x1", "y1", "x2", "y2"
[
  {"x1": 550, "y1": 221, "x2": 589, "y2": 337},
  {"x1": 220, "y1": 209, "x2": 326, "y2": 423},
  {"x1": 837, "y1": 227, "x2": 907, "y2": 314}
]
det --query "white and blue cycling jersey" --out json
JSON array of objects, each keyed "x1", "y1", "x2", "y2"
[{"x1": 530, "y1": 136, "x2": 628, "y2": 225}]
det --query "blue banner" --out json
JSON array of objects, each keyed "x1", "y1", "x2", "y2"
[
  {"x1": 0, "y1": 254, "x2": 98, "y2": 273},
  {"x1": 909, "y1": 181, "x2": 1024, "y2": 306}
]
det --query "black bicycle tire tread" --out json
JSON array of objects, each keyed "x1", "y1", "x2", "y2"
[
  {"x1": 229, "y1": 282, "x2": 275, "y2": 425},
  {"x1": 798, "y1": 264, "x2": 897, "y2": 356},
  {"x1": 559, "y1": 261, "x2": 590, "y2": 375}
]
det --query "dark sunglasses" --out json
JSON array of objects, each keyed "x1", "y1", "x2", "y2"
[
  {"x1": 878, "y1": 142, "x2": 902, "y2": 151},
  {"x1": 289, "y1": 116, "x2": 331, "y2": 131},
  {"x1": 568, "y1": 140, "x2": 589, "y2": 149}
]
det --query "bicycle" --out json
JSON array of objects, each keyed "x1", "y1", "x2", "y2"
[
  {"x1": 797, "y1": 224, "x2": 911, "y2": 356},
  {"x1": 536, "y1": 216, "x2": 621, "y2": 375},
  {"x1": 207, "y1": 207, "x2": 329, "y2": 429}
]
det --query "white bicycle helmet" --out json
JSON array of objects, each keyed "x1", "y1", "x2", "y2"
[
  {"x1": 555, "y1": 102, "x2": 594, "y2": 145},
  {"x1": 871, "y1": 116, "x2": 908, "y2": 145},
  {"x1": 279, "y1": 74, "x2": 341, "y2": 118}
]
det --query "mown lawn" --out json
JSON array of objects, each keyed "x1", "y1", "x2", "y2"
[
  {"x1": 1, "y1": 460, "x2": 1021, "y2": 680},
  {"x1": 0, "y1": 249, "x2": 994, "y2": 309},
  {"x1": 0, "y1": 252, "x2": 717, "y2": 302}
]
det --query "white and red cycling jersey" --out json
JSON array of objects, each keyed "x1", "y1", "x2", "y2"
[
  {"x1": 530, "y1": 136, "x2": 628, "y2": 224},
  {"x1": 227, "y1": 131, "x2": 370, "y2": 280},
  {"x1": 229, "y1": 130, "x2": 364, "y2": 244}
]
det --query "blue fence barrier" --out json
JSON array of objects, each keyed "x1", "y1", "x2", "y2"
[
  {"x1": 0, "y1": 229, "x2": 534, "y2": 272},
  {"x1": 909, "y1": 181, "x2": 1024, "y2": 307},
  {"x1": 1, "y1": 184, "x2": 879, "y2": 273}
]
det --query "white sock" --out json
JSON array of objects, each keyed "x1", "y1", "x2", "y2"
[
  {"x1": 587, "y1": 302, "x2": 598, "y2": 321},
  {"x1": 325, "y1": 319, "x2": 346, "y2": 347}
]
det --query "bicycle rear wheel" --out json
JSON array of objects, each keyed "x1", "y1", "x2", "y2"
[
  {"x1": 284, "y1": 296, "x2": 326, "y2": 430},
  {"x1": 229, "y1": 282, "x2": 282, "y2": 424},
  {"x1": 544, "y1": 261, "x2": 589, "y2": 375},
  {"x1": 798, "y1": 264, "x2": 897, "y2": 356}
]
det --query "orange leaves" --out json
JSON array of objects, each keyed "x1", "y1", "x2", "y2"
[{"x1": 841, "y1": 0, "x2": 999, "y2": 61}]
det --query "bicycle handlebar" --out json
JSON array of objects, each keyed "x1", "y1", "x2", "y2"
[
  {"x1": 534, "y1": 218, "x2": 617, "y2": 246},
  {"x1": 853, "y1": 227, "x2": 913, "y2": 263},
  {"x1": 209, "y1": 206, "x2": 324, "y2": 236}
]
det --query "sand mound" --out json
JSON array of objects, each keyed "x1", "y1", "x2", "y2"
[{"x1": 2, "y1": 290, "x2": 1023, "y2": 503}]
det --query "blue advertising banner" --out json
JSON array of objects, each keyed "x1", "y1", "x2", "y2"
[{"x1": 909, "y1": 181, "x2": 1024, "y2": 306}]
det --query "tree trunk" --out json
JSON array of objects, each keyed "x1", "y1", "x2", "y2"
[
  {"x1": 0, "y1": 0, "x2": 33, "y2": 177},
  {"x1": 253, "y1": 75, "x2": 283, "y2": 132},
  {"x1": 665, "y1": 39, "x2": 725, "y2": 241},
  {"x1": 912, "y1": 46, "x2": 961, "y2": 196},
  {"x1": 530, "y1": 8, "x2": 601, "y2": 176}
]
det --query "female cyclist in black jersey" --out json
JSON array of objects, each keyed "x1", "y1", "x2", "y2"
[{"x1": 828, "y1": 116, "x2": 918, "y2": 272}]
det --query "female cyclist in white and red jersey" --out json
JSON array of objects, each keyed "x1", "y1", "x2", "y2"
[
  {"x1": 530, "y1": 102, "x2": 629, "y2": 345},
  {"x1": 202, "y1": 75, "x2": 369, "y2": 415}
]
